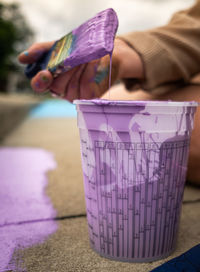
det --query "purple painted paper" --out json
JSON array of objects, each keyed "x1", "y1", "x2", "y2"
[{"x1": 0, "y1": 147, "x2": 58, "y2": 271}]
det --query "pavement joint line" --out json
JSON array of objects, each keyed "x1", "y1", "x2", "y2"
[
  {"x1": 1, "y1": 199, "x2": 199, "y2": 228},
  {"x1": 1, "y1": 198, "x2": 200, "y2": 228},
  {"x1": 182, "y1": 199, "x2": 200, "y2": 204},
  {"x1": 0, "y1": 213, "x2": 87, "y2": 228},
  {"x1": 54, "y1": 213, "x2": 87, "y2": 221}
]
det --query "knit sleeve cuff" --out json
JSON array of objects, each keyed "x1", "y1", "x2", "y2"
[{"x1": 117, "y1": 31, "x2": 183, "y2": 93}]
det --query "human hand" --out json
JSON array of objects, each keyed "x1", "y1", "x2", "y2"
[{"x1": 18, "y1": 38, "x2": 144, "y2": 102}]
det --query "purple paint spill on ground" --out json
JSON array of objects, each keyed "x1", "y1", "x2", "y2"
[{"x1": 0, "y1": 147, "x2": 58, "y2": 271}]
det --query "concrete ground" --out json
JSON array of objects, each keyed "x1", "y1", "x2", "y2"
[
  {"x1": 0, "y1": 93, "x2": 40, "y2": 140},
  {"x1": 0, "y1": 96, "x2": 200, "y2": 272}
]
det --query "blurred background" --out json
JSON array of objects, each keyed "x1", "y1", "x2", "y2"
[{"x1": 0, "y1": 0, "x2": 195, "y2": 94}]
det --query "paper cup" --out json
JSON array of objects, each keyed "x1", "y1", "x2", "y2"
[{"x1": 74, "y1": 99, "x2": 198, "y2": 262}]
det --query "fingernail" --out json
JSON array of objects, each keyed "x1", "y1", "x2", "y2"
[
  {"x1": 50, "y1": 90, "x2": 60, "y2": 98},
  {"x1": 51, "y1": 92, "x2": 59, "y2": 98},
  {"x1": 23, "y1": 51, "x2": 29, "y2": 56}
]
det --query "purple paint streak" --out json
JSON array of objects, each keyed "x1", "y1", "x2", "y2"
[{"x1": 0, "y1": 147, "x2": 58, "y2": 271}]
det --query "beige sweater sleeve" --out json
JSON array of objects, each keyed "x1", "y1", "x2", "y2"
[{"x1": 119, "y1": 0, "x2": 200, "y2": 94}]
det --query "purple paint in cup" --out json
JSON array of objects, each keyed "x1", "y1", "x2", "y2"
[{"x1": 74, "y1": 99, "x2": 198, "y2": 262}]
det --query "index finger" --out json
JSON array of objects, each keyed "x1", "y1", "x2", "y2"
[{"x1": 18, "y1": 41, "x2": 54, "y2": 64}]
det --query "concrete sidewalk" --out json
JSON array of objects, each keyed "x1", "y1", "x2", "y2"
[
  {"x1": 1, "y1": 116, "x2": 200, "y2": 272},
  {"x1": 0, "y1": 94, "x2": 40, "y2": 140}
]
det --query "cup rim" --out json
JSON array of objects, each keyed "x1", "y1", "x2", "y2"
[{"x1": 73, "y1": 99, "x2": 199, "y2": 107}]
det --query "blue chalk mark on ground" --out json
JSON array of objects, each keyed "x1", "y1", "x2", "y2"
[{"x1": 29, "y1": 99, "x2": 77, "y2": 118}]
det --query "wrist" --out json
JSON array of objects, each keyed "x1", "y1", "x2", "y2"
[{"x1": 113, "y1": 38, "x2": 144, "y2": 79}]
